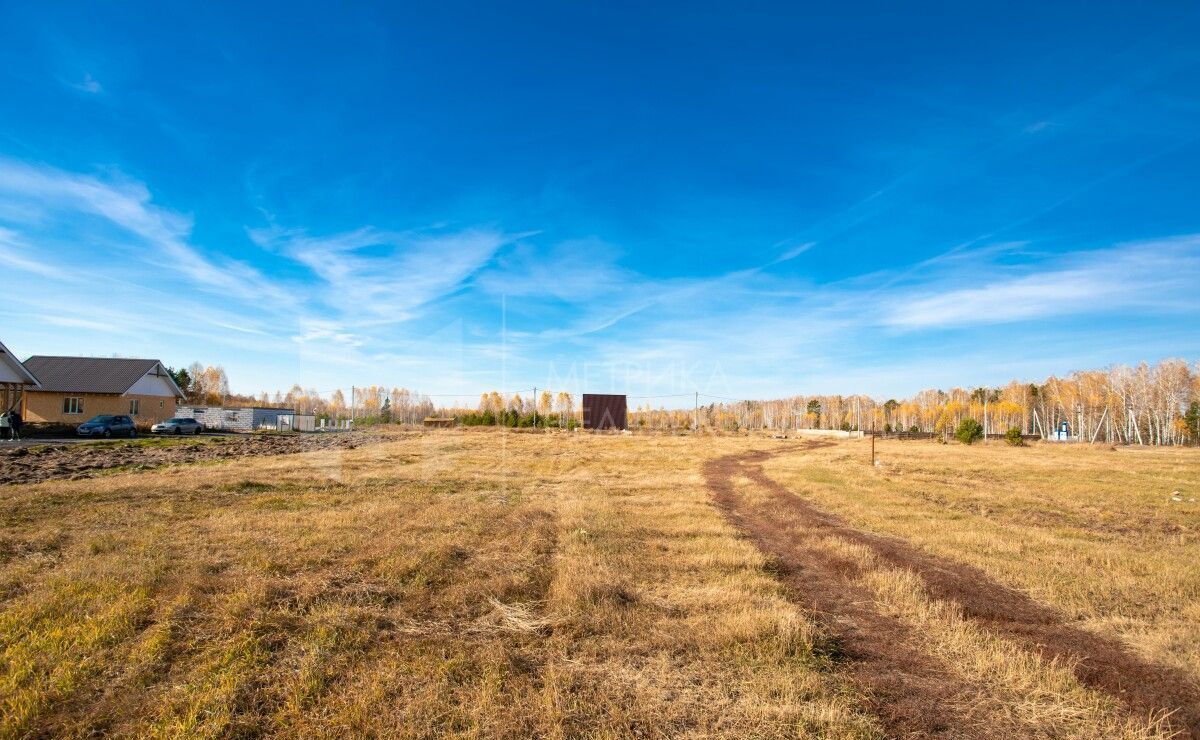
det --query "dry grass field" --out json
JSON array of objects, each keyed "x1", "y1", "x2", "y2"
[{"x1": 1, "y1": 429, "x2": 1197, "y2": 738}]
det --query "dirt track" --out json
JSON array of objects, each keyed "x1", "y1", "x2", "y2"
[
  {"x1": 706, "y1": 444, "x2": 1200, "y2": 739},
  {"x1": 0, "y1": 433, "x2": 386, "y2": 486}
]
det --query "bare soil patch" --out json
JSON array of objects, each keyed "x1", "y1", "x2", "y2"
[
  {"x1": 0, "y1": 432, "x2": 387, "y2": 486},
  {"x1": 710, "y1": 445, "x2": 1200, "y2": 738}
]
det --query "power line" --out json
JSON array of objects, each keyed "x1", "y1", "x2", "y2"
[
  {"x1": 282, "y1": 387, "x2": 539, "y2": 398},
  {"x1": 698, "y1": 393, "x2": 748, "y2": 403},
  {"x1": 421, "y1": 388, "x2": 537, "y2": 398},
  {"x1": 235, "y1": 386, "x2": 762, "y2": 406}
]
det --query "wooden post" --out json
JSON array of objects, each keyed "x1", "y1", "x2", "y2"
[{"x1": 871, "y1": 431, "x2": 875, "y2": 466}]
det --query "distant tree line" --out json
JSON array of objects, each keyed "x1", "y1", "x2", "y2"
[
  {"x1": 627, "y1": 359, "x2": 1200, "y2": 445},
  {"x1": 167, "y1": 358, "x2": 1200, "y2": 444}
]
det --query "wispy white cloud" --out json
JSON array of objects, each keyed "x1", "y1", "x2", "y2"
[
  {"x1": 0, "y1": 158, "x2": 292, "y2": 306},
  {"x1": 250, "y1": 225, "x2": 510, "y2": 325},
  {"x1": 68, "y1": 73, "x2": 103, "y2": 94},
  {"x1": 39, "y1": 315, "x2": 125, "y2": 332},
  {"x1": 771, "y1": 241, "x2": 816, "y2": 263},
  {"x1": 476, "y1": 237, "x2": 633, "y2": 301},
  {"x1": 0, "y1": 157, "x2": 529, "y2": 388},
  {"x1": 1022, "y1": 120, "x2": 1060, "y2": 134},
  {"x1": 473, "y1": 234, "x2": 1200, "y2": 399},
  {"x1": 2, "y1": 156, "x2": 1196, "y2": 400},
  {"x1": 476, "y1": 238, "x2": 797, "y2": 343},
  {"x1": 13, "y1": 295, "x2": 290, "y2": 355},
  {"x1": 882, "y1": 237, "x2": 1200, "y2": 329},
  {"x1": 291, "y1": 319, "x2": 367, "y2": 348},
  {"x1": 884, "y1": 270, "x2": 1109, "y2": 328},
  {"x1": 0, "y1": 227, "x2": 71, "y2": 279}
]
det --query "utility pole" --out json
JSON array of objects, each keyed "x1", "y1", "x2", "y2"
[
  {"x1": 351, "y1": 386, "x2": 355, "y2": 426},
  {"x1": 694, "y1": 391, "x2": 699, "y2": 432},
  {"x1": 983, "y1": 389, "x2": 988, "y2": 443},
  {"x1": 533, "y1": 386, "x2": 537, "y2": 428}
]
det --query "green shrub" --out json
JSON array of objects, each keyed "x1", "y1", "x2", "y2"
[
  {"x1": 908, "y1": 425, "x2": 920, "y2": 434},
  {"x1": 1005, "y1": 427, "x2": 1025, "y2": 446},
  {"x1": 458, "y1": 410, "x2": 569, "y2": 429},
  {"x1": 955, "y1": 418, "x2": 983, "y2": 445}
]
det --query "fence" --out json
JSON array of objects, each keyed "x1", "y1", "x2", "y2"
[{"x1": 275, "y1": 414, "x2": 316, "y2": 432}]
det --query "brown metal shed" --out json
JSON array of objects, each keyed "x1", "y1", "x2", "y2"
[{"x1": 582, "y1": 393, "x2": 627, "y2": 430}]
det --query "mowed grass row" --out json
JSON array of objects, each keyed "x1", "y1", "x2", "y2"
[
  {"x1": 762, "y1": 440, "x2": 1200, "y2": 684},
  {"x1": 0, "y1": 431, "x2": 877, "y2": 738}
]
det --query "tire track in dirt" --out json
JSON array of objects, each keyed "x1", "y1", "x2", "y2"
[
  {"x1": 706, "y1": 445, "x2": 994, "y2": 738},
  {"x1": 709, "y1": 444, "x2": 1200, "y2": 739}
]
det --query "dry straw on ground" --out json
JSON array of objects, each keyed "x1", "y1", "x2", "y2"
[{"x1": 0, "y1": 429, "x2": 1196, "y2": 738}]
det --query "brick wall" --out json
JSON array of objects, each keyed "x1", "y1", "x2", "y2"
[
  {"x1": 22, "y1": 392, "x2": 177, "y2": 425},
  {"x1": 175, "y1": 406, "x2": 293, "y2": 431}
]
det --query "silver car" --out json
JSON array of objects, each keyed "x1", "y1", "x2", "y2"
[{"x1": 151, "y1": 417, "x2": 204, "y2": 435}]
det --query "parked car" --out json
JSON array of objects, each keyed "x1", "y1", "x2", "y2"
[
  {"x1": 151, "y1": 417, "x2": 204, "y2": 435},
  {"x1": 77, "y1": 414, "x2": 137, "y2": 438}
]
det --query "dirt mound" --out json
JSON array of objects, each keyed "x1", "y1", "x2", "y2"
[{"x1": 0, "y1": 433, "x2": 386, "y2": 486}]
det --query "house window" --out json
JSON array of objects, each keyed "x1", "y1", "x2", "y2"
[
  {"x1": 130, "y1": 399, "x2": 140, "y2": 416},
  {"x1": 63, "y1": 397, "x2": 83, "y2": 415}
]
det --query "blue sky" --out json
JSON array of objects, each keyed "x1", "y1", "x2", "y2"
[{"x1": 1, "y1": 1, "x2": 1198, "y2": 401}]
